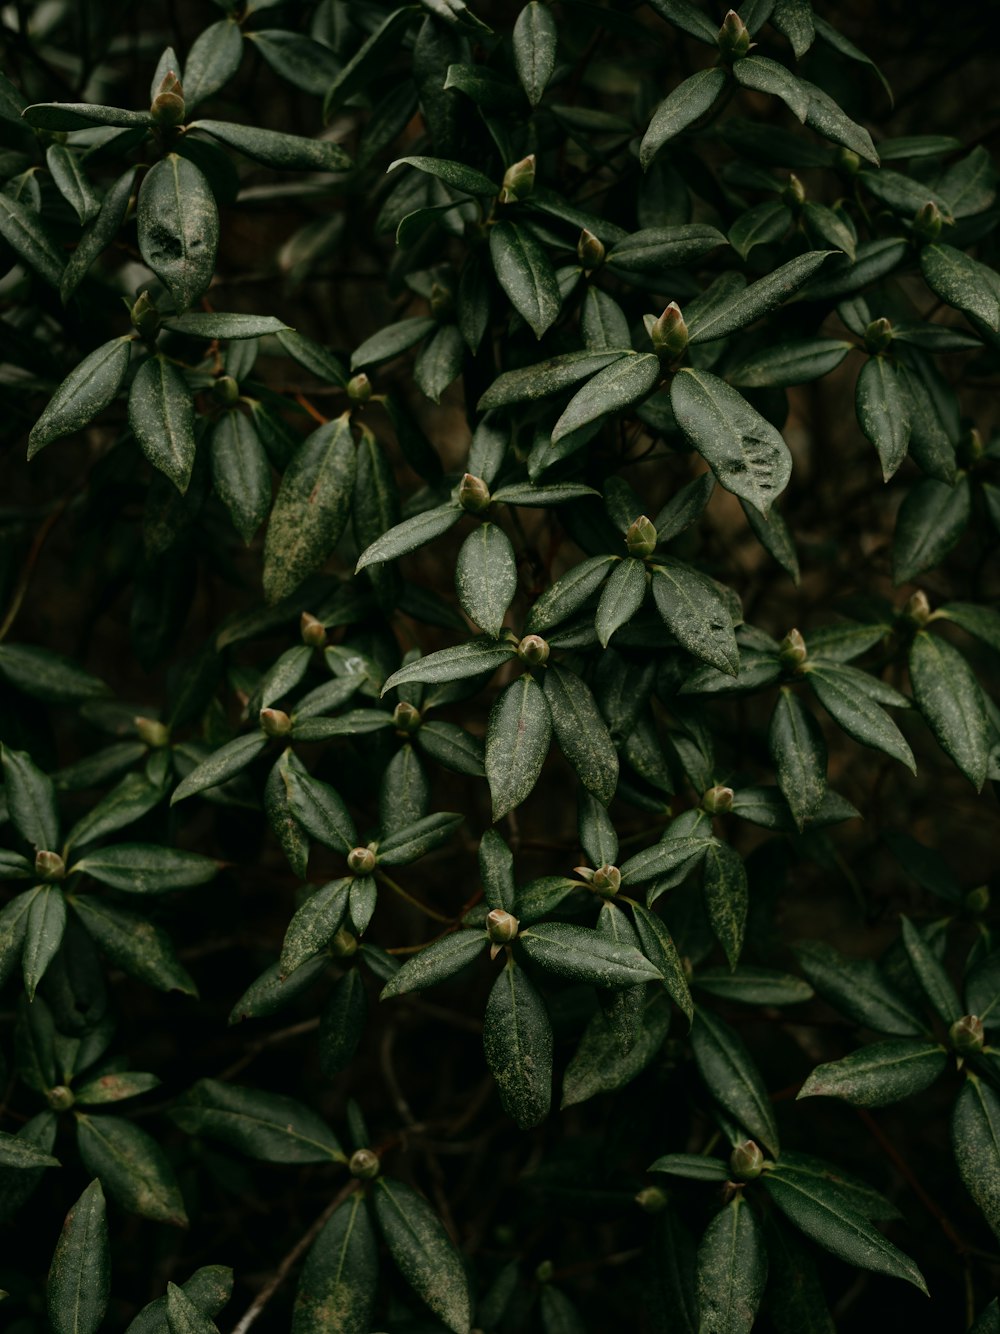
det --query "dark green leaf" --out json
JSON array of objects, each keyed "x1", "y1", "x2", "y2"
[
  {"x1": 691, "y1": 1007, "x2": 779, "y2": 1155},
  {"x1": 137, "y1": 155, "x2": 218, "y2": 312},
  {"x1": 640, "y1": 69, "x2": 727, "y2": 167},
  {"x1": 769, "y1": 687, "x2": 826, "y2": 829},
  {"x1": 798, "y1": 1039, "x2": 946, "y2": 1107},
  {"x1": 513, "y1": 2, "x2": 557, "y2": 105},
  {"x1": 372, "y1": 1177, "x2": 472, "y2": 1334},
  {"x1": 356, "y1": 503, "x2": 462, "y2": 571},
  {"x1": 182, "y1": 20, "x2": 243, "y2": 108},
  {"x1": 702, "y1": 841, "x2": 748, "y2": 970},
  {"x1": 920, "y1": 244, "x2": 1000, "y2": 331},
  {"x1": 75, "y1": 1114, "x2": 188, "y2": 1226},
  {"x1": 28, "y1": 336, "x2": 132, "y2": 459},
  {"x1": 806, "y1": 663, "x2": 915, "y2": 773},
  {"x1": 23, "y1": 885, "x2": 66, "y2": 1000},
  {"x1": 293, "y1": 1192, "x2": 377, "y2": 1334},
  {"x1": 486, "y1": 675, "x2": 552, "y2": 820},
  {"x1": 688, "y1": 252, "x2": 833, "y2": 345},
  {"x1": 455, "y1": 522, "x2": 517, "y2": 637},
  {"x1": 484, "y1": 958, "x2": 553, "y2": 1128},
  {"x1": 652, "y1": 562, "x2": 740, "y2": 675},
  {"x1": 0, "y1": 190, "x2": 66, "y2": 285},
  {"x1": 1, "y1": 744, "x2": 59, "y2": 850},
  {"x1": 489, "y1": 220, "x2": 562, "y2": 338},
  {"x1": 280, "y1": 879, "x2": 351, "y2": 977},
  {"x1": 380, "y1": 930, "x2": 487, "y2": 998},
  {"x1": 128, "y1": 354, "x2": 197, "y2": 494},
  {"x1": 952, "y1": 1075, "x2": 1000, "y2": 1246},
  {"x1": 478, "y1": 350, "x2": 626, "y2": 410},
  {"x1": 71, "y1": 897, "x2": 197, "y2": 996},
  {"x1": 519, "y1": 920, "x2": 662, "y2": 988},
  {"x1": 892, "y1": 476, "x2": 971, "y2": 584},
  {"x1": 191, "y1": 120, "x2": 351, "y2": 172},
  {"x1": 543, "y1": 663, "x2": 618, "y2": 804},
  {"x1": 388, "y1": 154, "x2": 497, "y2": 196},
  {"x1": 171, "y1": 1079, "x2": 344, "y2": 1163},
  {"x1": 697, "y1": 1196, "x2": 767, "y2": 1334},
  {"x1": 383, "y1": 639, "x2": 516, "y2": 693},
  {"x1": 552, "y1": 354, "x2": 660, "y2": 442},
  {"x1": 794, "y1": 941, "x2": 924, "y2": 1036},
  {"x1": 909, "y1": 630, "x2": 989, "y2": 790},
  {"x1": 47, "y1": 1180, "x2": 109, "y2": 1334}
]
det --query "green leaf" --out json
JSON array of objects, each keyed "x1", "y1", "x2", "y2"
[
  {"x1": 518, "y1": 921, "x2": 662, "y2": 988},
  {"x1": 1, "y1": 744, "x2": 59, "y2": 850},
  {"x1": 491, "y1": 482, "x2": 599, "y2": 507},
  {"x1": 486, "y1": 675, "x2": 552, "y2": 819},
  {"x1": 552, "y1": 354, "x2": 660, "y2": 442},
  {"x1": 640, "y1": 68, "x2": 727, "y2": 167},
  {"x1": 489, "y1": 220, "x2": 561, "y2": 338},
  {"x1": 728, "y1": 339, "x2": 852, "y2": 390},
  {"x1": 695, "y1": 966, "x2": 813, "y2": 1006},
  {"x1": 794, "y1": 941, "x2": 924, "y2": 1036},
  {"x1": 190, "y1": 119, "x2": 351, "y2": 172},
  {"x1": 124, "y1": 1267, "x2": 233, "y2": 1334},
  {"x1": 75, "y1": 1114, "x2": 188, "y2": 1226},
  {"x1": 263, "y1": 413, "x2": 357, "y2": 603},
  {"x1": 697, "y1": 1196, "x2": 767, "y2": 1334},
  {"x1": 607, "y1": 224, "x2": 726, "y2": 273},
  {"x1": 164, "y1": 312, "x2": 287, "y2": 340},
  {"x1": 619, "y1": 835, "x2": 715, "y2": 887},
  {"x1": 280, "y1": 879, "x2": 351, "y2": 977},
  {"x1": 372, "y1": 1177, "x2": 472, "y2": 1334},
  {"x1": 388, "y1": 154, "x2": 497, "y2": 196},
  {"x1": 734, "y1": 52, "x2": 808, "y2": 119},
  {"x1": 651, "y1": 562, "x2": 740, "y2": 675},
  {"x1": 702, "y1": 841, "x2": 748, "y2": 970},
  {"x1": 806, "y1": 663, "x2": 915, "y2": 773},
  {"x1": 319, "y1": 968, "x2": 368, "y2": 1078},
  {"x1": 655, "y1": 472, "x2": 715, "y2": 542},
  {"x1": 47, "y1": 1180, "x2": 109, "y2": 1334},
  {"x1": 172, "y1": 733, "x2": 268, "y2": 804},
  {"x1": 938, "y1": 603, "x2": 1000, "y2": 653},
  {"x1": 769, "y1": 687, "x2": 826, "y2": 829},
  {"x1": 381, "y1": 930, "x2": 487, "y2": 998},
  {"x1": 0, "y1": 1126, "x2": 60, "y2": 1169},
  {"x1": 351, "y1": 316, "x2": 437, "y2": 370},
  {"x1": 484, "y1": 957, "x2": 553, "y2": 1128},
  {"x1": 855, "y1": 357, "x2": 911, "y2": 480},
  {"x1": 900, "y1": 914, "x2": 963, "y2": 1024},
  {"x1": 415, "y1": 721, "x2": 485, "y2": 776},
  {"x1": 74, "y1": 1072, "x2": 161, "y2": 1106},
  {"x1": 526, "y1": 556, "x2": 616, "y2": 634},
  {"x1": 293, "y1": 1192, "x2": 377, "y2": 1334},
  {"x1": 478, "y1": 350, "x2": 625, "y2": 410},
  {"x1": 909, "y1": 631, "x2": 989, "y2": 789},
  {"x1": 209, "y1": 410, "x2": 271, "y2": 542},
  {"x1": 415, "y1": 323, "x2": 464, "y2": 402},
  {"x1": 137, "y1": 155, "x2": 218, "y2": 312},
  {"x1": 798, "y1": 1039, "x2": 946, "y2": 1107},
  {"x1": 688, "y1": 252, "x2": 833, "y2": 345},
  {"x1": 356, "y1": 503, "x2": 462, "y2": 571},
  {"x1": 0, "y1": 190, "x2": 65, "y2": 286},
  {"x1": 729, "y1": 200, "x2": 792, "y2": 260},
  {"x1": 542, "y1": 663, "x2": 618, "y2": 804},
  {"x1": 513, "y1": 2, "x2": 557, "y2": 105},
  {"x1": 801, "y1": 79, "x2": 879, "y2": 164},
  {"x1": 561, "y1": 992, "x2": 671, "y2": 1107},
  {"x1": 770, "y1": 1151, "x2": 900, "y2": 1220},
  {"x1": 128, "y1": 354, "x2": 197, "y2": 493},
  {"x1": 671, "y1": 369, "x2": 792, "y2": 516},
  {"x1": 649, "y1": 1153, "x2": 729, "y2": 1181},
  {"x1": 46, "y1": 144, "x2": 101, "y2": 224},
  {"x1": 691, "y1": 1007, "x2": 779, "y2": 1155},
  {"x1": 283, "y1": 762, "x2": 357, "y2": 854},
  {"x1": 892, "y1": 476, "x2": 971, "y2": 584},
  {"x1": 71, "y1": 897, "x2": 197, "y2": 996},
  {"x1": 275, "y1": 329, "x2": 348, "y2": 385},
  {"x1": 182, "y1": 19, "x2": 242, "y2": 107},
  {"x1": 23, "y1": 885, "x2": 66, "y2": 1000},
  {"x1": 166, "y1": 1283, "x2": 219, "y2": 1334},
  {"x1": 455, "y1": 522, "x2": 517, "y2": 637},
  {"x1": 920, "y1": 244, "x2": 1000, "y2": 331},
  {"x1": 596, "y1": 557, "x2": 646, "y2": 646},
  {"x1": 60, "y1": 166, "x2": 135, "y2": 301},
  {"x1": 377, "y1": 811, "x2": 464, "y2": 864},
  {"x1": 952, "y1": 1075, "x2": 1000, "y2": 1246},
  {"x1": 383, "y1": 639, "x2": 516, "y2": 693},
  {"x1": 762, "y1": 1166, "x2": 927, "y2": 1291},
  {"x1": 631, "y1": 902, "x2": 694, "y2": 1022},
  {"x1": 64, "y1": 772, "x2": 164, "y2": 851},
  {"x1": 172, "y1": 1079, "x2": 344, "y2": 1163},
  {"x1": 28, "y1": 336, "x2": 132, "y2": 459}
]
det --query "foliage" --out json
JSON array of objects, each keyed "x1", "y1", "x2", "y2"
[{"x1": 0, "y1": 0, "x2": 999, "y2": 1329}]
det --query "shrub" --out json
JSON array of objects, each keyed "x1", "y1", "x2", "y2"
[{"x1": 0, "y1": 0, "x2": 998, "y2": 1329}]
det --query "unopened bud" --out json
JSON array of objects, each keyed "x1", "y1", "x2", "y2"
[
  {"x1": 965, "y1": 884, "x2": 990, "y2": 914},
  {"x1": 486, "y1": 908, "x2": 520, "y2": 944},
  {"x1": 635, "y1": 1185, "x2": 669, "y2": 1213},
  {"x1": 702, "y1": 785, "x2": 734, "y2": 815},
  {"x1": 347, "y1": 846, "x2": 377, "y2": 875},
  {"x1": 950, "y1": 1015, "x2": 985, "y2": 1054},
  {"x1": 517, "y1": 634, "x2": 549, "y2": 666},
  {"x1": 259, "y1": 708, "x2": 292, "y2": 737},
  {"x1": 717, "y1": 10, "x2": 752, "y2": 59},
  {"x1": 213, "y1": 374, "x2": 240, "y2": 406},
  {"x1": 46, "y1": 1084, "x2": 74, "y2": 1111},
  {"x1": 392, "y1": 700, "x2": 422, "y2": 734},
  {"x1": 863, "y1": 317, "x2": 894, "y2": 355},
  {"x1": 959, "y1": 428, "x2": 983, "y2": 468},
  {"x1": 35, "y1": 850, "x2": 65, "y2": 882},
  {"x1": 649, "y1": 301, "x2": 689, "y2": 359},
  {"x1": 626, "y1": 515, "x2": 657, "y2": 558},
  {"x1": 577, "y1": 227, "x2": 605, "y2": 269},
  {"x1": 535, "y1": 1259, "x2": 555, "y2": 1284},
  {"x1": 349, "y1": 1147, "x2": 381, "y2": 1179},
  {"x1": 591, "y1": 864, "x2": 622, "y2": 897},
  {"x1": 130, "y1": 290, "x2": 160, "y2": 340},
  {"x1": 150, "y1": 72, "x2": 185, "y2": 127},
  {"x1": 135, "y1": 716, "x2": 170, "y2": 748},
  {"x1": 779, "y1": 628, "x2": 808, "y2": 669},
  {"x1": 783, "y1": 173, "x2": 806, "y2": 208},
  {"x1": 347, "y1": 372, "x2": 371, "y2": 403},
  {"x1": 300, "y1": 612, "x2": 327, "y2": 647},
  {"x1": 331, "y1": 927, "x2": 358, "y2": 957},
  {"x1": 913, "y1": 200, "x2": 944, "y2": 244},
  {"x1": 430, "y1": 281, "x2": 454, "y2": 320},
  {"x1": 836, "y1": 147, "x2": 861, "y2": 175},
  {"x1": 903, "y1": 590, "x2": 931, "y2": 626},
  {"x1": 730, "y1": 1139, "x2": 764, "y2": 1180},
  {"x1": 499, "y1": 154, "x2": 536, "y2": 204},
  {"x1": 458, "y1": 473, "x2": 491, "y2": 513}
]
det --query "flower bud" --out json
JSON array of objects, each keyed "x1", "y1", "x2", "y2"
[
  {"x1": 779, "y1": 628, "x2": 808, "y2": 670},
  {"x1": 949, "y1": 1014, "x2": 985, "y2": 1054},
  {"x1": 130, "y1": 290, "x2": 161, "y2": 340},
  {"x1": 300, "y1": 612, "x2": 327, "y2": 647},
  {"x1": 782, "y1": 173, "x2": 807, "y2": 208},
  {"x1": 863, "y1": 317, "x2": 894, "y2": 355},
  {"x1": 903, "y1": 590, "x2": 931, "y2": 626},
  {"x1": 46, "y1": 1084, "x2": 75, "y2": 1111},
  {"x1": 347, "y1": 846, "x2": 377, "y2": 875},
  {"x1": 577, "y1": 227, "x2": 605, "y2": 269},
  {"x1": 349, "y1": 1147, "x2": 381, "y2": 1179},
  {"x1": 347, "y1": 372, "x2": 372, "y2": 403},
  {"x1": 392, "y1": 700, "x2": 422, "y2": 734},
  {"x1": 517, "y1": 634, "x2": 550, "y2": 666},
  {"x1": 535, "y1": 1259, "x2": 555, "y2": 1284},
  {"x1": 635, "y1": 1185, "x2": 669, "y2": 1213},
  {"x1": 958, "y1": 427, "x2": 983, "y2": 467},
  {"x1": 591, "y1": 864, "x2": 622, "y2": 897},
  {"x1": 150, "y1": 72, "x2": 185, "y2": 127},
  {"x1": 717, "y1": 10, "x2": 752, "y2": 59},
  {"x1": 913, "y1": 200, "x2": 944, "y2": 244},
  {"x1": 35, "y1": 850, "x2": 65, "y2": 882},
  {"x1": 965, "y1": 884, "x2": 990, "y2": 915},
  {"x1": 430, "y1": 281, "x2": 454, "y2": 321},
  {"x1": 499, "y1": 154, "x2": 536, "y2": 204},
  {"x1": 212, "y1": 374, "x2": 240, "y2": 407},
  {"x1": 458, "y1": 473, "x2": 491, "y2": 513},
  {"x1": 730, "y1": 1139, "x2": 765, "y2": 1180},
  {"x1": 486, "y1": 908, "x2": 520, "y2": 944},
  {"x1": 135, "y1": 715, "x2": 170, "y2": 748},
  {"x1": 331, "y1": 927, "x2": 358, "y2": 957},
  {"x1": 259, "y1": 708, "x2": 293, "y2": 737},
  {"x1": 625, "y1": 515, "x2": 657, "y2": 558},
  {"x1": 836, "y1": 147, "x2": 861, "y2": 176},
  {"x1": 702, "y1": 785, "x2": 734, "y2": 815},
  {"x1": 649, "y1": 301, "x2": 689, "y2": 359}
]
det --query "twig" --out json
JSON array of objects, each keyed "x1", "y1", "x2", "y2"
[
  {"x1": 375, "y1": 868, "x2": 453, "y2": 924},
  {"x1": 0, "y1": 499, "x2": 71, "y2": 643},
  {"x1": 217, "y1": 1018, "x2": 321, "y2": 1083}
]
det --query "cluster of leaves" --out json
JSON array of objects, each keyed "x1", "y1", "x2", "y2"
[{"x1": 1, "y1": 0, "x2": 999, "y2": 1330}]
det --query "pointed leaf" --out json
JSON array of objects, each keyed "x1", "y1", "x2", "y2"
[
  {"x1": 137, "y1": 155, "x2": 218, "y2": 311},
  {"x1": 691, "y1": 1007, "x2": 779, "y2": 1155},
  {"x1": 455, "y1": 522, "x2": 517, "y2": 636},
  {"x1": 518, "y1": 921, "x2": 662, "y2": 988},
  {"x1": 486, "y1": 675, "x2": 552, "y2": 819},
  {"x1": 489, "y1": 220, "x2": 561, "y2": 338},
  {"x1": 652, "y1": 562, "x2": 740, "y2": 675},
  {"x1": 75, "y1": 1114, "x2": 187, "y2": 1225},
  {"x1": 47, "y1": 1180, "x2": 109, "y2": 1334},
  {"x1": 640, "y1": 68, "x2": 727, "y2": 167},
  {"x1": 697, "y1": 1196, "x2": 767, "y2": 1334},
  {"x1": 552, "y1": 354, "x2": 660, "y2": 442},
  {"x1": 484, "y1": 958, "x2": 553, "y2": 1128},
  {"x1": 542, "y1": 663, "x2": 618, "y2": 804},
  {"x1": 380, "y1": 931, "x2": 487, "y2": 998},
  {"x1": 952, "y1": 1075, "x2": 1000, "y2": 1246},
  {"x1": 806, "y1": 663, "x2": 915, "y2": 773},
  {"x1": 171, "y1": 1079, "x2": 344, "y2": 1163},
  {"x1": 769, "y1": 687, "x2": 826, "y2": 829},
  {"x1": 856, "y1": 356, "x2": 911, "y2": 480},
  {"x1": 293, "y1": 1192, "x2": 377, "y2": 1334},
  {"x1": 798, "y1": 1039, "x2": 946, "y2": 1107},
  {"x1": 909, "y1": 630, "x2": 989, "y2": 789},
  {"x1": 372, "y1": 1178, "x2": 472, "y2": 1334},
  {"x1": 129, "y1": 354, "x2": 197, "y2": 493}
]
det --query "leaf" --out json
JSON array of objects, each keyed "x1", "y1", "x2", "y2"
[
  {"x1": 356, "y1": 503, "x2": 462, "y2": 571},
  {"x1": 691, "y1": 1007, "x2": 779, "y2": 1155},
  {"x1": 388, "y1": 154, "x2": 498, "y2": 196},
  {"x1": 75, "y1": 1114, "x2": 188, "y2": 1226},
  {"x1": 64, "y1": 772, "x2": 164, "y2": 851},
  {"x1": 23, "y1": 885, "x2": 66, "y2": 1000},
  {"x1": 607, "y1": 224, "x2": 726, "y2": 273},
  {"x1": 351, "y1": 316, "x2": 437, "y2": 370},
  {"x1": 172, "y1": 734, "x2": 268, "y2": 804},
  {"x1": 381, "y1": 931, "x2": 487, "y2": 998},
  {"x1": 166, "y1": 1283, "x2": 219, "y2": 1334},
  {"x1": 631, "y1": 902, "x2": 694, "y2": 1022},
  {"x1": 27, "y1": 336, "x2": 132, "y2": 459},
  {"x1": 702, "y1": 841, "x2": 748, "y2": 970},
  {"x1": 695, "y1": 966, "x2": 813, "y2": 1006},
  {"x1": 74, "y1": 1072, "x2": 161, "y2": 1106},
  {"x1": 489, "y1": 220, "x2": 561, "y2": 338},
  {"x1": 596, "y1": 557, "x2": 646, "y2": 646},
  {"x1": 655, "y1": 472, "x2": 715, "y2": 542},
  {"x1": 892, "y1": 476, "x2": 971, "y2": 584},
  {"x1": 552, "y1": 354, "x2": 660, "y2": 442},
  {"x1": 455, "y1": 522, "x2": 517, "y2": 636},
  {"x1": 619, "y1": 835, "x2": 715, "y2": 887},
  {"x1": 484, "y1": 958, "x2": 553, "y2": 1128},
  {"x1": 171, "y1": 1079, "x2": 344, "y2": 1163},
  {"x1": 798, "y1": 1040, "x2": 946, "y2": 1107},
  {"x1": 729, "y1": 200, "x2": 792, "y2": 260},
  {"x1": 920, "y1": 244, "x2": 1000, "y2": 331},
  {"x1": 670, "y1": 369, "x2": 792, "y2": 516},
  {"x1": 762, "y1": 1166, "x2": 927, "y2": 1291},
  {"x1": 71, "y1": 897, "x2": 197, "y2": 996},
  {"x1": 952, "y1": 1075, "x2": 1000, "y2": 1246},
  {"x1": 125, "y1": 1267, "x2": 233, "y2": 1334},
  {"x1": 801, "y1": 79, "x2": 879, "y2": 164},
  {"x1": 651, "y1": 562, "x2": 740, "y2": 675},
  {"x1": 519, "y1": 921, "x2": 662, "y2": 988},
  {"x1": 734, "y1": 52, "x2": 808, "y2": 119},
  {"x1": 377, "y1": 811, "x2": 464, "y2": 864},
  {"x1": 319, "y1": 968, "x2": 368, "y2": 1078},
  {"x1": 372, "y1": 1178, "x2": 472, "y2": 1334},
  {"x1": 562, "y1": 992, "x2": 671, "y2": 1106},
  {"x1": 182, "y1": 20, "x2": 243, "y2": 108},
  {"x1": 71, "y1": 842, "x2": 217, "y2": 894},
  {"x1": 137, "y1": 155, "x2": 218, "y2": 311},
  {"x1": 0, "y1": 190, "x2": 65, "y2": 285},
  {"x1": 283, "y1": 763, "x2": 357, "y2": 854},
  {"x1": 649, "y1": 1153, "x2": 729, "y2": 1181},
  {"x1": 688, "y1": 251, "x2": 833, "y2": 345},
  {"x1": 1, "y1": 744, "x2": 59, "y2": 851},
  {"x1": 383, "y1": 639, "x2": 516, "y2": 694},
  {"x1": 293, "y1": 1192, "x2": 377, "y2": 1334},
  {"x1": 491, "y1": 482, "x2": 599, "y2": 506},
  {"x1": 794, "y1": 941, "x2": 924, "y2": 1036},
  {"x1": 939, "y1": 602, "x2": 1000, "y2": 653},
  {"x1": 128, "y1": 354, "x2": 197, "y2": 493},
  {"x1": 513, "y1": 2, "x2": 557, "y2": 105},
  {"x1": 164, "y1": 313, "x2": 287, "y2": 340},
  {"x1": 209, "y1": 410, "x2": 271, "y2": 543},
  {"x1": 855, "y1": 357, "x2": 911, "y2": 480},
  {"x1": 0, "y1": 1127, "x2": 59, "y2": 1169},
  {"x1": 900, "y1": 914, "x2": 963, "y2": 1024},
  {"x1": 542, "y1": 663, "x2": 618, "y2": 804},
  {"x1": 47, "y1": 1180, "x2": 110, "y2": 1334},
  {"x1": 486, "y1": 675, "x2": 552, "y2": 819},
  {"x1": 190, "y1": 119, "x2": 351, "y2": 172},
  {"x1": 263, "y1": 414, "x2": 357, "y2": 603},
  {"x1": 640, "y1": 68, "x2": 727, "y2": 167},
  {"x1": 46, "y1": 144, "x2": 101, "y2": 224},
  {"x1": 909, "y1": 631, "x2": 989, "y2": 790},
  {"x1": 478, "y1": 350, "x2": 625, "y2": 410},
  {"x1": 697, "y1": 1196, "x2": 767, "y2": 1334},
  {"x1": 280, "y1": 879, "x2": 351, "y2": 977},
  {"x1": 769, "y1": 687, "x2": 826, "y2": 829},
  {"x1": 806, "y1": 663, "x2": 915, "y2": 773},
  {"x1": 61, "y1": 166, "x2": 135, "y2": 301}
]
